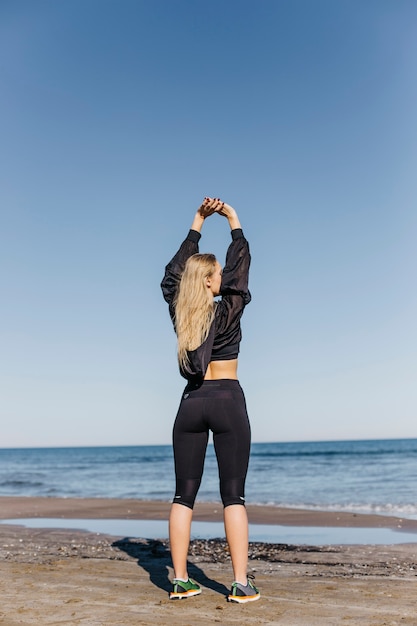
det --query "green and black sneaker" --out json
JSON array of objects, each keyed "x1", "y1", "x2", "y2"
[
  {"x1": 228, "y1": 576, "x2": 260, "y2": 603},
  {"x1": 169, "y1": 578, "x2": 202, "y2": 600}
]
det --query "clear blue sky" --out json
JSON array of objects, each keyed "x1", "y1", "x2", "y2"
[{"x1": 1, "y1": 0, "x2": 416, "y2": 447}]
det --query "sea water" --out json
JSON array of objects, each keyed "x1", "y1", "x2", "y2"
[{"x1": 1, "y1": 439, "x2": 417, "y2": 519}]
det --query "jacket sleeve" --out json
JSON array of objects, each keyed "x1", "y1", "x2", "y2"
[
  {"x1": 215, "y1": 229, "x2": 251, "y2": 335},
  {"x1": 161, "y1": 229, "x2": 201, "y2": 316}
]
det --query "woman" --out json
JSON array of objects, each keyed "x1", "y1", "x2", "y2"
[{"x1": 161, "y1": 197, "x2": 260, "y2": 603}]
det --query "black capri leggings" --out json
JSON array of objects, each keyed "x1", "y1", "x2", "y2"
[{"x1": 172, "y1": 379, "x2": 251, "y2": 509}]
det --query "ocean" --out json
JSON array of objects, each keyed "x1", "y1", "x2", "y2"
[{"x1": 1, "y1": 439, "x2": 417, "y2": 519}]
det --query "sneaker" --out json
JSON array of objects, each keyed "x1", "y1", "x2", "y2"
[
  {"x1": 169, "y1": 578, "x2": 202, "y2": 599},
  {"x1": 228, "y1": 576, "x2": 260, "y2": 603}
]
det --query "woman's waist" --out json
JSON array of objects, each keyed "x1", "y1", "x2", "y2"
[
  {"x1": 204, "y1": 359, "x2": 238, "y2": 380},
  {"x1": 184, "y1": 378, "x2": 242, "y2": 396}
]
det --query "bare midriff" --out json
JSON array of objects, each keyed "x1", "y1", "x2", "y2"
[{"x1": 204, "y1": 359, "x2": 238, "y2": 380}]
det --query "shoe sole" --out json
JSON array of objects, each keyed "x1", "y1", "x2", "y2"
[
  {"x1": 169, "y1": 589, "x2": 202, "y2": 600},
  {"x1": 228, "y1": 593, "x2": 261, "y2": 603}
]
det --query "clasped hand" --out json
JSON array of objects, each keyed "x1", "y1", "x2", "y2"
[{"x1": 198, "y1": 197, "x2": 236, "y2": 219}]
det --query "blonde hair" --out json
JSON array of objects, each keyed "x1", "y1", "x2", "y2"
[{"x1": 174, "y1": 253, "x2": 217, "y2": 371}]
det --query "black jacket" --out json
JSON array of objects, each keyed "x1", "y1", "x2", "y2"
[{"x1": 161, "y1": 228, "x2": 251, "y2": 384}]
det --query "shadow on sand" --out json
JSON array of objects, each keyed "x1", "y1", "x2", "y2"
[{"x1": 112, "y1": 537, "x2": 229, "y2": 597}]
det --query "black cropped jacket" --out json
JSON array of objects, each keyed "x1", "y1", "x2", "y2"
[{"x1": 161, "y1": 228, "x2": 251, "y2": 384}]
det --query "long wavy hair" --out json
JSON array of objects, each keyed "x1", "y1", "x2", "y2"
[{"x1": 174, "y1": 253, "x2": 217, "y2": 370}]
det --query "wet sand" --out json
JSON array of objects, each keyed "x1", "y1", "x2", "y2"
[
  {"x1": 0, "y1": 497, "x2": 416, "y2": 625},
  {"x1": 2, "y1": 496, "x2": 417, "y2": 530}
]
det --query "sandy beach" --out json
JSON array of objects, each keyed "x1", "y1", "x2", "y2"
[{"x1": 1, "y1": 497, "x2": 417, "y2": 625}]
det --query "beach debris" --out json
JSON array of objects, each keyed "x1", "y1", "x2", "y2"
[{"x1": 1, "y1": 526, "x2": 417, "y2": 581}]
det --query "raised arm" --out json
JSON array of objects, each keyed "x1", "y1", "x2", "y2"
[
  {"x1": 161, "y1": 198, "x2": 219, "y2": 308},
  {"x1": 216, "y1": 200, "x2": 242, "y2": 231},
  {"x1": 214, "y1": 199, "x2": 251, "y2": 335},
  {"x1": 215, "y1": 199, "x2": 250, "y2": 296}
]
